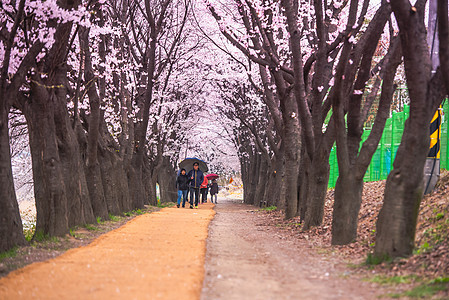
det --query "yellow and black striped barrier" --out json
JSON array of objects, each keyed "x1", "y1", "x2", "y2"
[
  {"x1": 424, "y1": 106, "x2": 442, "y2": 194},
  {"x1": 428, "y1": 107, "x2": 442, "y2": 158}
]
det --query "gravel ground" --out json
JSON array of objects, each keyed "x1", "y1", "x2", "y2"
[{"x1": 201, "y1": 199, "x2": 395, "y2": 300}]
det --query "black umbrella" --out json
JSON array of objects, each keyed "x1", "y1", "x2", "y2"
[{"x1": 179, "y1": 157, "x2": 208, "y2": 173}]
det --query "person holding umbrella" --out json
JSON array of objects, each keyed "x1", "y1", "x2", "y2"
[{"x1": 187, "y1": 162, "x2": 204, "y2": 209}]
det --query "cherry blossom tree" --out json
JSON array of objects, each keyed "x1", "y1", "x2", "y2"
[
  {"x1": 374, "y1": 0, "x2": 447, "y2": 259},
  {"x1": 0, "y1": 0, "x2": 30, "y2": 251}
]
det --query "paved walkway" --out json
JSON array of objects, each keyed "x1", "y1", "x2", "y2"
[{"x1": 0, "y1": 204, "x2": 215, "y2": 300}]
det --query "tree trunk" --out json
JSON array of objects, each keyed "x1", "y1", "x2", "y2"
[
  {"x1": 115, "y1": 158, "x2": 132, "y2": 212},
  {"x1": 25, "y1": 0, "x2": 90, "y2": 235},
  {"x1": 0, "y1": 0, "x2": 28, "y2": 251},
  {"x1": 375, "y1": 120, "x2": 430, "y2": 257},
  {"x1": 331, "y1": 172, "x2": 363, "y2": 244},
  {"x1": 142, "y1": 155, "x2": 154, "y2": 205},
  {"x1": 244, "y1": 151, "x2": 259, "y2": 205},
  {"x1": 0, "y1": 109, "x2": 26, "y2": 251},
  {"x1": 265, "y1": 154, "x2": 284, "y2": 208},
  {"x1": 241, "y1": 158, "x2": 251, "y2": 202},
  {"x1": 148, "y1": 172, "x2": 158, "y2": 206},
  {"x1": 158, "y1": 156, "x2": 177, "y2": 203},
  {"x1": 98, "y1": 148, "x2": 122, "y2": 215},
  {"x1": 281, "y1": 96, "x2": 300, "y2": 219},
  {"x1": 56, "y1": 110, "x2": 95, "y2": 227},
  {"x1": 128, "y1": 158, "x2": 146, "y2": 209},
  {"x1": 331, "y1": 39, "x2": 401, "y2": 245},
  {"x1": 26, "y1": 89, "x2": 69, "y2": 237},
  {"x1": 297, "y1": 150, "x2": 310, "y2": 222},
  {"x1": 79, "y1": 26, "x2": 108, "y2": 220},
  {"x1": 254, "y1": 156, "x2": 269, "y2": 206},
  {"x1": 374, "y1": 0, "x2": 445, "y2": 258},
  {"x1": 303, "y1": 148, "x2": 331, "y2": 227}
]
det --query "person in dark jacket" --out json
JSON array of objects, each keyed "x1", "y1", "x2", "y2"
[
  {"x1": 187, "y1": 162, "x2": 204, "y2": 209},
  {"x1": 209, "y1": 179, "x2": 219, "y2": 204},
  {"x1": 176, "y1": 169, "x2": 189, "y2": 208}
]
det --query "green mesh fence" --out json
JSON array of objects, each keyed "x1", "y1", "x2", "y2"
[{"x1": 328, "y1": 102, "x2": 448, "y2": 188}]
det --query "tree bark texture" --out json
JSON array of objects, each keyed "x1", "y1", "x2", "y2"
[
  {"x1": 375, "y1": 0, "x2": 445, "y2": 258},
  {"x1": 0, "y1": 0, "x2": 28, "y2": 251},
  {"x1": 0, "y1": 109, "x2": 27, "y2": 251},
  {"x1": 79, "y1": 26, "x2": 109, "y2": 220},
  {"x1": 26, "y1": 87, "x2": 69, "y2": 236},
  {"x1": 303, "y1": 147, "x2": 332, "y2": 227},
  {"x1": 254, "y1": 156, "x2": 269, "y2": 206},
  {"x1": 331, "y1": 173, "x2": 363, "y2": 244},
  {"x1": 158, "y1": 156, "x2": 177, "y2": 203}
]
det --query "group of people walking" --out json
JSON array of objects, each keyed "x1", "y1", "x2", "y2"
[{"x1": 176, "y1": 162, "x2": 219, "y2": 209}]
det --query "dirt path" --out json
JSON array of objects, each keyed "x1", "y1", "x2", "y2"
[
  {"x1": 202, "y1": 199, "x2": 389, "y2": 300},
  {"x1": 0, "y1": 203, "x2": 215, "y2": 300}
]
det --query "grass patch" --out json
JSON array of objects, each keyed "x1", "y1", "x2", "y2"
[
  {"x1": 96, "y1": 216, "x2": 104, "y2": 224},
  {"x1": 157, "y1": 202, "x2": 176, "y2": 208},
  {"x1": 33, "y1": 230, "x2": 58, "y2": 242},
  {"x1": 123, "y1": 208, "x2": 146, "y2": 217},
  {"x1": 416, "y1": 208, "x2": 449, "y2": 255},
  {"x1": 84, "y1": 224, "x2": 99, "y2": 231},
  {"x1": 24, "y1": 224, "x2": 35, "y2": 242},
  {"x1": 365, "y1": 252, "x2": 392, "y2": 266},
  {"x1": 367, "y1": 274, "x2": 418, "y2": 285},
  {"x1": 108, "y1": 213, "x2": 120, "y2": 222},
  {"x1": 133, "y1": 208, "x2": 144, "y2": 215},
  {"x1": 435, "y1": 212, "x2": 444, "y2": 221},
  {"x1": 259, "y1": 206, "x2": 277, "y2": 212},
  {"x1": 388, "y1": 277, "x2": 449, "y2": 298},
  {"x1": 0, "y1": 247, "x2": 18, "y2": 261},
  {"x1": 347, "y1": 262, "x2": 362, "y2": 269}
]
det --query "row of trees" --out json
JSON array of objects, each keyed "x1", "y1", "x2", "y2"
[
  {"x1": 208, "y1": 0, "x2": 449, "y2": 259},
  {"x1": 0, "y1": 0, "x2": 230, "y2": 252},
  {"x1": 1, "y1": 0, "x2": 449, "y2": 263}
]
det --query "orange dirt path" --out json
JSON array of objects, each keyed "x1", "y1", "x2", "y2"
[{"x1": 0, "y1": 203, "x2": 215, "y2": 300}]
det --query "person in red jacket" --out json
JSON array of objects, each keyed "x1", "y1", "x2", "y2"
[{"x1": 200, "y1": 176, "x2": 209, "y2": 203}]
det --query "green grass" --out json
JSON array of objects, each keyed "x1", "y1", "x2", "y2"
[
  {"x1": 368, "y1": 274, "x2": 449, "y2": 299},
  {"x1": 414, "y1": 241, "x2": 432, "y2": 255},
  {"x1": 84, "y1": 224, "x2": 99, "y2": 231},
  {"x1": 108, "y1": 213, "x2": 120, "y2": 222},
  {"x1": 365, "y1": 252, "x2": 392, "y2": 266},
  {"x1": 133, "y1": 208, "x2": 144, "y2": 215},
  {"x1": 123, "y1": 208, "x2": 146, "y2": 217},
  {"x1": 388, "y1": 277, "x2": 449, "y2": 298},
  {"x1": 96, "y1": 216, "x2": 104, "y2": 224},
  {"x1": 367, "y1": 274, "x2": 418, "y2": 285},
  {"x1": 415, "y1": 209, "x2": 449, "y2": 255},
  {"x1": 347, "y1": 262, "x2": 362, "y2": 269},
  {"x1": 259, "y1": 205, "x2": 277, "y2": 211},
  {"x1": 24, "y1": 224, "x2": 36, "y2": 242},
  {"x1": 435, "y1": 212, "x2": 445, "y2": 221},
  {"x1": 34, "y1": 230, "x2": 50, "y2": 242},
  {"x1": 0, "y1": 247, "x2": 18, "y2": 261},
  {"x1": 157, "y1": 202, "x2": 176, "y2": 208}
]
